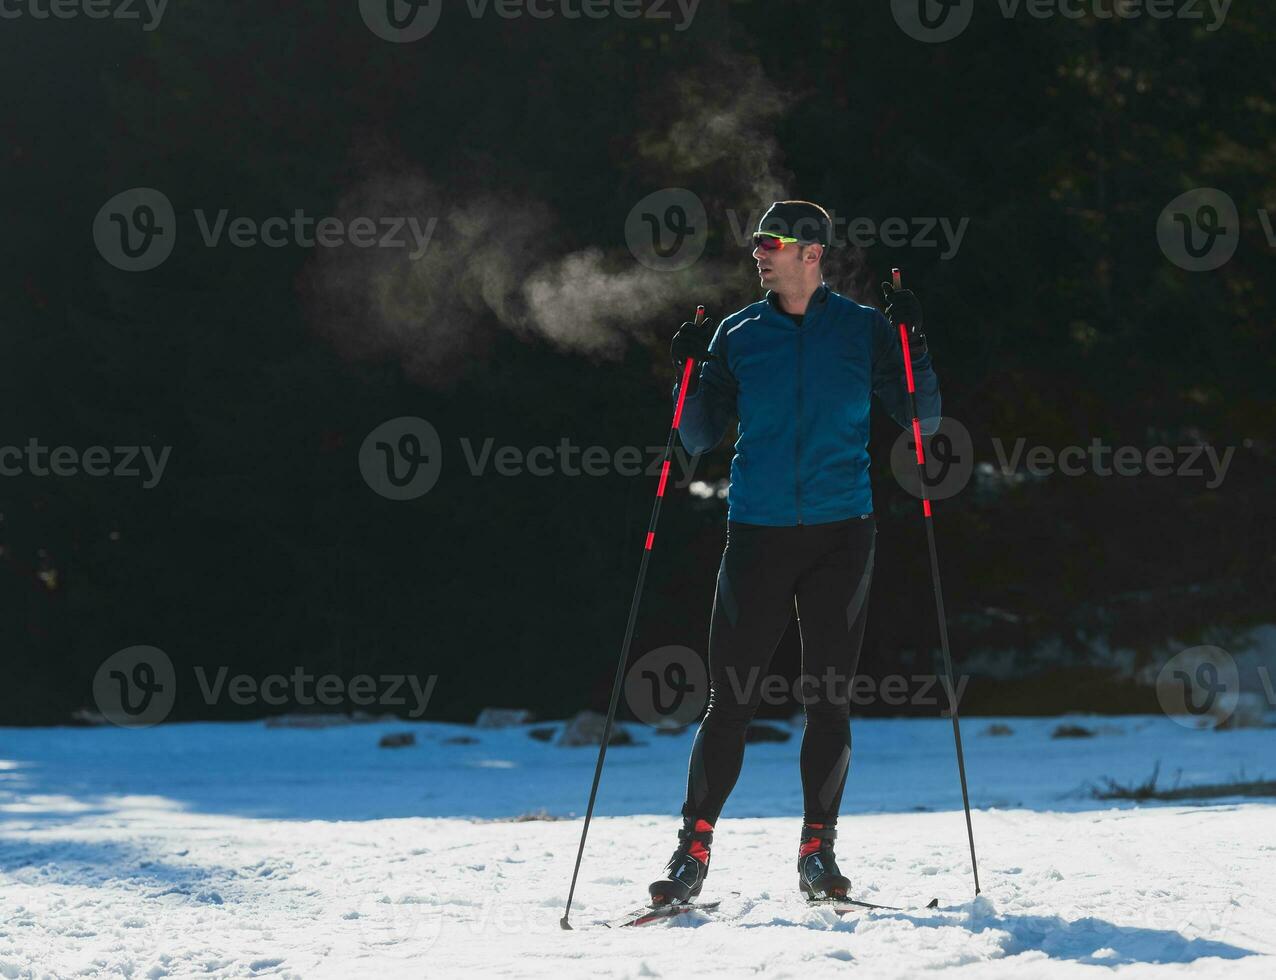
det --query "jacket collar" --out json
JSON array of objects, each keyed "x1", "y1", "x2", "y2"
[{"x1": 765, "y1": 282, "x2": 831, "y2": 318}]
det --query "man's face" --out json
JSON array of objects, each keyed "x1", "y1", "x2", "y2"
[{"x1": 753, "y1": 237, "x2": 818, "y2": 290}]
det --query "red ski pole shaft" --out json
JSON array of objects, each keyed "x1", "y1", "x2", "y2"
[
  {"x1": 561, "y1": 306, "x2": 706, "y2": 929},
  {"x1": 892, "y1": 268, "x2": 981, "y2": 896}
]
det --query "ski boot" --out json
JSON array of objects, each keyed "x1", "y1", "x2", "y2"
[
  {"x1": 648, "y1": 817, "x2": 713, "y2": 906},
  {"x1": 797, "y1": 823, "x2": 851, "y2": 900}
]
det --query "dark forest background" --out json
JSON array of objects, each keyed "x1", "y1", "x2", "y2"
[{"x1": 1, "y1": 1, "x2": 1273, "y2": 725}]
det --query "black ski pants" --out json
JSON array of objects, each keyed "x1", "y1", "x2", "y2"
[{"x1": 681, "y1": 515, "x2": 876, "y2": 826}]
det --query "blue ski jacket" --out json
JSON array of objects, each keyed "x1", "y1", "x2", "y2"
[{"x1": 676, "y1": 283, "x2": 941, "y2": 526}]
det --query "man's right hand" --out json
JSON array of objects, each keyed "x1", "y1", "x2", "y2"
[{"x1": 671, "y1": 315, "x2": 716, "y2": 367}]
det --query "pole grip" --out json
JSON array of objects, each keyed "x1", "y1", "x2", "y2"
[
  {"x1": 894, "y1": 267, "x2": 918, "y2": 399},
  {"x1": 672, "y1": 305, "x2": 706, "y2": 432}
]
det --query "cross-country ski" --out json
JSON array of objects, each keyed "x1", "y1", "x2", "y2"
[{"x1": 606, "y1": 899, "x2": 722, "y2": 929}]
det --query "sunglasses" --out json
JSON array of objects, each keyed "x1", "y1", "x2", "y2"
[{"x1": 752, "y1": 232, "x2": 800, "y2": 251}]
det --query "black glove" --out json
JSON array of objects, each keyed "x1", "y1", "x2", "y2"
[
  {"x1": 880, "y1": 282, "x2": 928, "y2": 359},
  {"x1": 670, "y1": 315, "x2": 716, "y2": 368}
]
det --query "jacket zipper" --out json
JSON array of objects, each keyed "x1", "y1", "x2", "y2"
[{"x1": 795, "y1": 325, "x2": 803, "y2": 525}]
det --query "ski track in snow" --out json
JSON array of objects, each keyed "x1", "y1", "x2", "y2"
[{"x1": 1, "y1": 716, "x2": 1273, "y2": 978}]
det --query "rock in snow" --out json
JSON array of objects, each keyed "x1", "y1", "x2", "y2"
[
  {"x1": 378, "y1": 732, "x2": 416, "y2": 748},
  {"x1": 475, "y1": 708, "x2": 536, "y2": 728},
  {"x1": 556, "y1": 710, "x2": 633, "y2": 747}
]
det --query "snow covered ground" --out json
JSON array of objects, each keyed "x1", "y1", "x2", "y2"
[{"x1": 1, "y1": 715, "x2": 1273, "y2": 978}]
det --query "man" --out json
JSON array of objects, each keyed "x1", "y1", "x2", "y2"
[{"x1": 648, "y1": 201, "x2": 941, "y2": 905}]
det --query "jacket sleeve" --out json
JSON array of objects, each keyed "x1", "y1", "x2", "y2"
[
  {"x1": 673, "y1": 321, "x2": 738, "y2": 456},
  {"x1": 871, "y1": 309, "x2": 942, "y2": 435}
]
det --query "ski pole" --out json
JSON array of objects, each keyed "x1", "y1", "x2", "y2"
[
  {"x1": 560, "y1": 305, "x2": 707, "y2": 931},
  {"x1": 892, "y1": 268, "x2": 981, "y2": 897}
]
